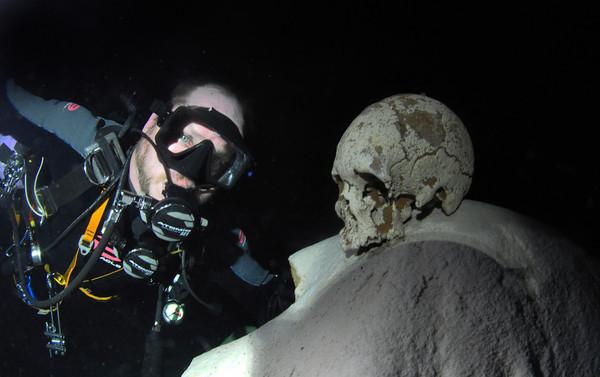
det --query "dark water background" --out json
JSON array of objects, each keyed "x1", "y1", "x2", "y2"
[{"x1": 0, "y1": 2, "x2": 597, "y2": 376}]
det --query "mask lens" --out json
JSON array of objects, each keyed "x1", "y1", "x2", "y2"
[
  {"x1": 214, "y1": 144, "x2": 251, "y2": 188},
  {"x1": 155, "y1": 106, "x2": 252, "y2": 189}
]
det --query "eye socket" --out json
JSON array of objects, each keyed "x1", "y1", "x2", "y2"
[{"x1": 357, "y1": 172, "x2": 388, "y2": 198}]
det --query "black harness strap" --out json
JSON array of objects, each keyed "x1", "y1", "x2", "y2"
[{"x1": 37, "y1": 164, "x2": 95, "y2": 216}]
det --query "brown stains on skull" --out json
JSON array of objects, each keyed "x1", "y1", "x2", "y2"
[
  {"x1": 394, "y1": 196, "x2": 413, "y2": 212},
  {"x1": 370, "y1": 158, "x2": 383, "y2": 174},
  {"x1": 368, "y1": 189, "x2": 386, "y2": 206},
  {"x1": 370, "y1": 146, "x2": 384, "y2": 173},
  {"x1": 387, "y1": 98, "x2": 447, "y2": 146},
  {"x1": 387, "y1": 99, "x2": 409, "y2": 138},
  {"x1": 423, "y1": 177, "x2": 438, "y2": 187},
  {"x1": 404, "y1": 110, "x2": 447, "y2": 147},
  {"x1": 365, "y1": 185, "x2": 393, "y2": 235},
  {"x1": 400, "y1": 96, "x2": 419, "y2": 107},
  {"x1": 376, "y1": 205, "x2": 394, "y2": 234}
]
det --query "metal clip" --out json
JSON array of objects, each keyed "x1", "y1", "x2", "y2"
[
  {"x1": 78, "y1": 235, "x2": 93, "y2": 256},
  {"x1": 44, "y1": 322, "x2": 66, "y2": 357},
  {"x1": 44, "y1": 272, "x2": 66, "y2": 357}
]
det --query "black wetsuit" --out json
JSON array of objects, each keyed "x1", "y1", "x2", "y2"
[{"x1": 0, "y1": 78, "x2": 281, "y2": 324}]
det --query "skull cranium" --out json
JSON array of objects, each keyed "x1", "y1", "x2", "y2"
[{"x1": 332, "y1": 94, "x2": 474, "y2": 252}]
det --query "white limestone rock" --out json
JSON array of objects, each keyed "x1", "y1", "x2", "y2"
[{"x1": 182, "y1": 200, "x2": 600, "y2": 377}]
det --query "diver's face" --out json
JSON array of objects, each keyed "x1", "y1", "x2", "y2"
[
  {"x1": 130, "y1": 115, "x2": 229, "y2": 201},
  {"x1": 129, "y1": 84, "x2": 244, "y2": 202}
]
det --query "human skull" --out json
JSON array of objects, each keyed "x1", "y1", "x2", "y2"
[{"x1": 332, "y1": 94, "x2": 474, "y2": 252}]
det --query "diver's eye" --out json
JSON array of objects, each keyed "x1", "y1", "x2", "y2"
[{"x1": 178, "y1": 134, "x2": 193, "y2": 146}]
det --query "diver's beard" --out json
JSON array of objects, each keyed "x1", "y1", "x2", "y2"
[
  {"x1": 135, "y1": 140, "x2": 165, "y2": 196},
  {"x1": 135, "y1": 142, "x2": 152, "y2": 194}
]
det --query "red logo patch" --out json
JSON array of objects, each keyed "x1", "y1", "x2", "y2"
[{"x1": 66, "y1": 103, "x2": 80, "y2": 112}]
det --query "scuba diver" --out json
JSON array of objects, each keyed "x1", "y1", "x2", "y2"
[{"x1": 0, "y1": 76, "x2": 293, "y2": 367}]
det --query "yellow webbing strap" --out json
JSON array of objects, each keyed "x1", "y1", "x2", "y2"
[
  {"x1": 53, "y1": 266, "x2": 119, "y2": 302},
  {"x1": 50, "y1": 195, "x2": 119, "y2": 302},
  {"x1": 78, "y1": 287, "x2": 116, "y2": 301},
  {"x1": 63, "y1": 248, "x2": 79, "y2": 286},
  {"x1": 78, "y1": 197, "x2": 110, "y2": 254}
]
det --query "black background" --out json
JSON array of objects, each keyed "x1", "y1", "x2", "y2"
[{"x1": 0, "y1": 1, "x2": 598, "y2": 377}]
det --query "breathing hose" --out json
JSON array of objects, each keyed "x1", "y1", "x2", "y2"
[
  {"x1": 9, "y1": 151, "x2": 132, "y2": 309},
  {"x1": 9, "y1": 204, "x2": 116, "y2": 308}
]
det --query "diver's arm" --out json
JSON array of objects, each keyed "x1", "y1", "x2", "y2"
[{"x1": 3, "y1": 79, "x2": 121, "y2": 157}]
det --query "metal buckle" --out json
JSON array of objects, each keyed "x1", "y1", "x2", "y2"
[{"x1": 78, "y1": 235, "x2": 93, "y2": 256}]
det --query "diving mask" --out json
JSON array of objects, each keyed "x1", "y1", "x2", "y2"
[{"x1": 154, "y1": 106, "x2": 252, "y2": 190}]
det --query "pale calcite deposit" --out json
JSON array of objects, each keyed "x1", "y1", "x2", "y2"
[{"x1": 182, "y1": 201, "x2": 600, "y2": 377}]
